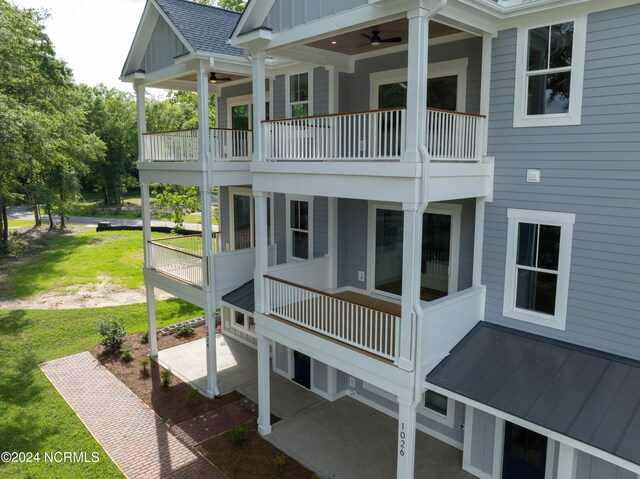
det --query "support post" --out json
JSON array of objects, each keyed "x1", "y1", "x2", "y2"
[
  {"x1": 257, "y1": 334, "x2": 272, "y2": 436},
  {"x1": 254, "y1": 191, "x2": 269, "y2": 313},
  {"x1": 557, "y1": 443, "x2": 577, "y2": 479},
  {"x1": 135, "y1": 81, "x2": 146, "y2": 162},
  {"x1": 396, "y1": 397, "x2": 418, "y2": 479},
  {"x1": 480, "y1": 33, "x2": 494, "y2": 157},
  {"x1": 251, "y1": 51, "x2": 266, "y2": 162},
  {"x1": 472, "y1": 197, "x2": 486, "y2": 287},
  {"x1": 145, "y1": 284, "x2": 158, "y2": 357}
]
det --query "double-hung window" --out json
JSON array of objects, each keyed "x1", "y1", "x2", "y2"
[
  {"x1": 288, "y1": 197, "x2": 312, "y2": 260},
  {"x1": 514, "y1": 16, "x2": 586, "y2": 127},
  {"x1": 503, "y1": 209, "x2": 575, "y2": 330},
  {"x1": 289, "y1": 73, "x2": 309, "y2": 118},
  {"x1": 423, "y1": 390, "x2": 455, "y2": 427}
]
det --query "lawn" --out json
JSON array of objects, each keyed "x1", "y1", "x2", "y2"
[
  {"x1": 7, "y1": 219, "x2": 41, "y2": 227},
  {"x1": 0, "y1": 300, "x2": 203, "y2": 479},
  {"x1": 0, "y1": 230, "x2": 152, "y2": 300},
  {"x1": 66, "y1": 199, "x2": 142, "y2": 220}
]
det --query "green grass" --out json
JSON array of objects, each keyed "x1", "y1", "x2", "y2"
[
  {"x1": 66, "y1": 199, "x2": 142, "y2": 220},
  {"x1": 7, "y1": 220, "x2": 40, "y2": 227},
  {"x1": 0, "y1": 300, "x2": 203, "y2": 479},
  {"x1": 0, "y1": 230, "x2": 159, "y2": 300}
]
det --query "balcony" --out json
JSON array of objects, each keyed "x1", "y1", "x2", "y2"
[{"x1": 143, "y1": 128, "x2": 253, "y2": 162}]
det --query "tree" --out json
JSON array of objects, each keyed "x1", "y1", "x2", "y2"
[
  {"x1": 191, "y1": 0, "x2": 246, "y2": 12},
  {"x1": 153, "y1": 185, "x2": 201, "y2": 231}
]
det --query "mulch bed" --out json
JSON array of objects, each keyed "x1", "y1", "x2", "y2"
[
  {"x1": 90, "y1": 325, "x2": 242, "y2": 425},
  {"x1": 195, "y1": 422, "x2": 316, "y2": 479}
]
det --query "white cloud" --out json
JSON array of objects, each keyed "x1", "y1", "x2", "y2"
[{"x1": 12, "y1": 0, "x2": 146, "y2": 91}]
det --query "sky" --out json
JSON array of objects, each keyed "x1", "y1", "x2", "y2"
[{"x1": 12, "y1": 0, "x2": 147, "y2": 91}]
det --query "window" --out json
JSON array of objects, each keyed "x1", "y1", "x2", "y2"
[
  {"x1": 514, "y1": 16, "x2": 586, "y2": 127},
  {"x1": 287, "y1": 197, "x2": 312, "y2": 260},
  {"x1": 234, "y1": 311, "x2": 245, "y2": 327},
  {"x1": 423, "y1": 390, "x2": 455, "y2": 427},
  {"x1": 288, "y1": 73, "x2": 309, "y2": 118},
  {"x1": 228, "y1": 188, "x2": 273, "y2": 251},
  {"x1": 503, "y1": 209, "x2": 575, "y2": 329},
  {"x1": 229, "y1": 308, "x2": 256, "y2": 335}
]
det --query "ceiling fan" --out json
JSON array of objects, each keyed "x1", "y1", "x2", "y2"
[
  {"x1": 208, "y1": 72, "x2": 231, "y2": 84},
  {"x1": 361, "y1": 30, "x2": 402, "y2": 47}
]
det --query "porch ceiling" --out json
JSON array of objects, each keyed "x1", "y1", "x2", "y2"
[{"x1": 306, "y1": 19, "x2": 461, "y2": 56}]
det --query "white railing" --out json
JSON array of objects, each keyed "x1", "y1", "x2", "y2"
[
  {"x1": 427, "y1": 109, "x2": 485, "y2": 162},
  {"x1": 422, "y1": 285, "x2": 485, "y2": 374},
  {"x1": 265, "y1": 276, "x2": 400, "y2": 362},
  {"x1": 263, "y1": 108, "x2": 406, "y2": 161},
  {"x1": 148, "y1": 239, "x2": 203, "y2": 287},
  {"x1": 143, "y1": 128, "x2": 252, "y2": 162},
  {"x1": 210, "y1": 128, "x2": 253, "y2": 161},
  {"x1": 144, "y1": 130, "x2": 199, "y2": 162}
]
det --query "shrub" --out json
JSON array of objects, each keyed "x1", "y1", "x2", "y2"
[
  {"x1": 120, "y1": 345, "x2": 133, "y2": 362},
  {"x1": 140, "y1": 331, "x2": 149, "y2": 344},
  {"x1": 139, "y1": 357, "x2": 151, "y2": 375},
  {"x1": 96, "y1": 317, "x2": 126, "y2": 351},
  {"x1": 186, "y1": 387, "x2": 198, "y2": 407},
  {"x1": 272, "y1": 453, "x2": 287, "y2": 476},
  {"x1": 160, "y1": 369, "x2": 172, "y2": 388},
  {"x1": 230, "y1": 425, "x2": 249, "y2": 447},
  {"x1": 175, "y1": 322, "x2": 194, "y2": 338}
]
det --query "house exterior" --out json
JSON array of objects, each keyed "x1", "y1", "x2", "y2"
[{"x1": 121, "y1": 0, "x2": 640, "y2": 478}]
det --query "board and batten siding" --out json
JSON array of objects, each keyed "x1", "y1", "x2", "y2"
[
  {"x1": 575, "y1": 450, "x2": 637, "y2": 479},
  {"x1": 218, "y1": 186, "x2": 230, "y2": 251},
  {"x1": 140, "y1": 15, "x2": 189, "y2": 75},
  {"x1": 339, "y1": 37, "x2": 482, "y2": 114},
  {"x1": 482, "y1": 4, "x2": 640, "y2": 358},
  {"x1": 262, "y1": 0, "x2": 369, "y2": 33}
]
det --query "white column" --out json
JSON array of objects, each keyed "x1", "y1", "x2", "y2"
[
  {"x1": 196, "y1": 61, "x2": 211, "y2": 166},
  {"x1": 396, "y1": 397, "x2": 418, "y2": 479},
  {"x1": 135, "y1": 82, "x2": 146, "y2": 162},
  {"x1": 254, "y1": 191, "x2": 269, "y2": 313},
  {"x1": 403, "y1": 8, "x2": 430, "y2": 163},
  {"x1": 472, "y1": 197, "x2": 486, "y2": 287},
  {"x1": 398, "y1": 203, "x2": 424, "y2": 371},
  {"x1": 480, "y1": 33, "x2": 494, "y2": 157},
  {"x1": 251, "y1": 51, "x2": 266, "y2": 162},
  {"x1": 557, "y1": 443, "x2": 577, "y2": 479},
  {"x1": 257, "y1": 334, "x2": 272, "y2": 436},
  {"x1": 145, "y1": 284, "x2": 158, "y2": 357}
]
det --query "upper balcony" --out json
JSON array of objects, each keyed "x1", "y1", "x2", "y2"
[
  {"x1": 252, "y1": 107, "x2": 493, "y2": 203},
  {"x1": 137, "y1": 128, "x2": 253, "y2": 187}
]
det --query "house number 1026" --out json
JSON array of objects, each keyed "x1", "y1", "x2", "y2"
[{"x1": 399, "y1": 423, "x2": 406, "y2": 457}]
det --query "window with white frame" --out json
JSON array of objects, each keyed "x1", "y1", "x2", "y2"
[
  {"x1": 423, "y1": 390, "x2": 455, "y2": 427},
  {"x1": 287, "y1": 197, "x2": 312, "y2": 260},
  {"x1": 503, "y1": 209, "x2": 575, "y2": 330},
  {"x1": 228, "y1": 188, "x2": 273, "y2": 251},
  {"x1": 514, "y1": 16, "x2": 586, "y2": 127},
  {"x1": 288, "y1": 72, "x2": 309, "y2": 118},
  {"x1": 231, "y1": 309, "x2": 255, "y2": 334}
]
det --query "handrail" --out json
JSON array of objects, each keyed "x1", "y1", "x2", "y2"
[
  {"x1": 264, "y1": 274, "x2": 400, "y2": 317},
  {"x1": 147, "y1": 240, "x2": 202, "y2": 259},
  {"x1": 143, "y1": 127, "x2": 253, "y2": 135},
  {"x1": 262, "y1": 107, "x2": 405, "y2": 124},
  {"x1": 427, "y1": 107, "x2": 486, "y2": 119}
]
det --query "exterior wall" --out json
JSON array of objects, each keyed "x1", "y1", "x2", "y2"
[
  {"x1": 313, "y1": 66, "x2": 330, "y2": 116},
  {"x1": 221, "y1": 307, "x2": 257, "y2": 346},
  {"x1": 576, "y1": 450, "x2": 637, "y2": 479},
  {"x1": 273, "y1": 75, "x2": 286, "y2": 119},
  {"x1": 218, "y1": 186, "x2": 230, "y2": 250},
  {"x1": 263, "y1": 0, "x2": 369, "y2": 32},
  {"x1": 217, "y1": 81, "x2": 269, "y2": 128},
  {"x1": 453, "y1": 198, "x2": 476, "y2": 291},
  {"x1": 466, "y1": 409, "x2": 496, "y2": 476},
  {"x1": 313, "y1": 196, "x2": 329, "y2": 257},
  {"x1": 339, "y1": 37, "x2": 483, "y2": 114},
  {"x1": 140, "y1": 15, "x2": 188, "y2": 74},
  {"x1": 274, "y1": 193, "x2": 287, "y2": 264},
  {"x1": 482, "y1": 4, "x2": 640, "y2": 359}
]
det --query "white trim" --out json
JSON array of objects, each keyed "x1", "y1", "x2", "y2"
[
  {"x1": 366, "y1": 201, "x2": 462, "y2": 300},
  {"x1": 363, "y1": 381, "x2": 397, "y2": 402},
  {"x1": 228, "y1": 187, "x2": 274, "y2": 251},
  {"x1": 285, "y1": 69, "x2": 314, "y2": 118},
  {"x1": 545, "y1": 439, "x2": 557, "y2": 479},
  {"x1": 285, "y1": 195, "x2": 314, "y2": 261},
  {"x1": 369, "y1": 58, "x2": 469, "y2": 111},
  {"x1": 513, "y1": 15, "x2": 586, "y2": 128},
  {"x1": 492, "y1": 417, "x2": 505, "y2": 478},
  {"x1": 422, "y1": 389, "x2": 456, "y2": 428},
  {"x1": 503, "y1": 208, "x2": 575, "y2": 331},
  {"x1": 226, "y1": 94, "x2": 253, "y2": 130}
]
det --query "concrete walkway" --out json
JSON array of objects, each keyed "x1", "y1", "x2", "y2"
[{"x1": 40, "y1": 352, "x2": 222, "y2": 479}]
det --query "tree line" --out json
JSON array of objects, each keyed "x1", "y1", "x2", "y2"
[{"x1": 0, "y1": 0, "x2": 245, "y2": 246}]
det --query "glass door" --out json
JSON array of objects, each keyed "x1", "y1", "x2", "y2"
[
  {"x1": 421, "y1": 213, "x2": 451, "y2": 301},
  {"x1": 232, "y1": 193, "x2": 252, "y2": 250},
  {"x1": 503, "y1": 423, "x2": 548, "y2": 479}
]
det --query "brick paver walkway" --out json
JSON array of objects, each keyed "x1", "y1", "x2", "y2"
[{"x1": 40, "y1": 352, "x2": 225, "y2": 479}]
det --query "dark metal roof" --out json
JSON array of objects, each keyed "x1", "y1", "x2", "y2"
[
  {"x1": 427, "y1": 322, "x2": 640, "y2": 467},
  {"x1": 155, "y1": 0, "x2": 245, "y2": 57},
  {"x1": 221, "y1": 280, "x2": 254, "y2": 312}
]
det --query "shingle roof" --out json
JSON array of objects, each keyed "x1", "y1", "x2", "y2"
[
  {"x1": 221, "y1": 280, "x2": 254, "y2": 312},
  {"x1": 427, "y1": 322, "x2": 640, "y2": 467},
  {"x1": 154, "y1": 0, "x2": 244, "y2": 57}
]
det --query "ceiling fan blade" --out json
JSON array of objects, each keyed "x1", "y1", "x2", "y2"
[
  {"x1": 381, "y1": 37, "x2": 402, "y2": 43},
  {"x1": 219, "y1": 77, "x2": 232, "y2": 81},
  {"x1": 360, "y1": 33, "x2": 372, "y2": 40}
]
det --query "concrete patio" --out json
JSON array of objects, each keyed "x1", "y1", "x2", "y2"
[{"x1": 157, "y1": 334, "x2": 471, "y2": 479}]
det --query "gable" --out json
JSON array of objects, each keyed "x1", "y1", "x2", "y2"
[
  {"x1": 260, "y1": 0, "x2": 369, "y2": 33},
  {"x1": 140, "y1": 14, "x2": 190, "y2": 75}
]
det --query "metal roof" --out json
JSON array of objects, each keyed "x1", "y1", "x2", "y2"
[
  {"x1": 427, "y1": 322, "x2": 640, "y2": 467},
  {"x1": 221, "y1": 280, "x2": 254, "y2": 312},
  {"x1": 155, "y1": 0, "x2": 244, "y2": 57}
]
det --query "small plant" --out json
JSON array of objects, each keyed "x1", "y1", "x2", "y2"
[
  {"x1": 186, "y1": 387, "x2": 198, "y2": 407},
  {"x1": 96, "y1": 317, "x2": 126, "y2": 351},
  {"x1": 139, "y1": 357, "x2": 151, "y2": 375},
  {"x1": 160, "y1": 369, "x2": 172, "y2": 388},
  {"x1": 140, "y1": 331, "x2": 149, "y2": 344},
  {"x1": 174, "y1": 322, "x2": 194, "y2": 338},
  {"x1": 230, "y1": 425, "x2": 249, "y2": 447},
  {"x1": 120, "y1": 345, "x2": 133, "y2": 362},
  {"x1": 272, "y1": 453, "x2": 287, "y2": 476}
]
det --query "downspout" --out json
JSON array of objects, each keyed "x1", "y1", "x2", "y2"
[{"x1": 411, "y1": 0, "x2": 448, "y2": 410}]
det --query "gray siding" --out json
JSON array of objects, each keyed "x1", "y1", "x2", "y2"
[
  {"x1": 339, "y1": 37, "x2": 483, "y2": 113},
  {"x1": 275, "y1": 342, "x2": 289, "y2": 373},
  {"x1": 263, "y1": 0, "x2": 369, "y2": 32},
  {"x1": 313, "y1": 67, "x2": 330, "y2": 115},
  {"x1": 273, "y1": 75, "x2": 286, "y2": 119},
  {"x1": 575, "y1": 451, "x2": 637, "y2": 479},
  {"x1": 140, "y1": 15, "x2": 188, "y2": 74},
  {"x1": 337, "y1": 198, "x2": 368, "y2": 289},
  {"x1": 313, "y1": 196, "x2": 328, "y2": 258},
  {"x1": 217, "y1": 81, "x2": 269, "y2": 129},
  {"x1": 483, "y1": 4, "x2": 640, "y2": 359},
  {"x1": 468, "y1": 409, "x2": 495, "y2": 475},
  {"x1": 313, "y1": 360, "x2": 329, "y2": 393},
  {"x1": 218, "y1": 186, "x2": 230, "y2": 251},
  {"x1": 274, "y1": 193, "x2": 287, "y2": 264}
]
